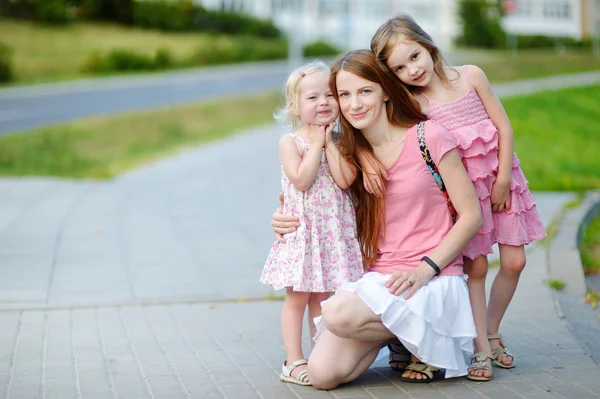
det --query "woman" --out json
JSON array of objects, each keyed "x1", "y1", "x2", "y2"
[{"x1": 271, "y1": 49, "x2": 482, "y2": 388}]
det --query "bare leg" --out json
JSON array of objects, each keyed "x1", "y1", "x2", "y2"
[
  {"x1": 281, "y1": 289, "x2": 311, "y2": 379},
  {"x1": 464, "y1": 256, "x2": 492, "y2": 380},
  {"x1": 307, "y1": 291, "x2": 395, "y2": 390},
  {"x1": 307, "y1": 292, "x2": 331, "y2": 347},
  {"x1": 487, "y1": 244, "x2": 526, "y2": 367},
  {"x1": 321, "y1": 291, "x2": 396, "y2": 341}
]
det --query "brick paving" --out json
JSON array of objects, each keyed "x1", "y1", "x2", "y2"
[{"x1": 2, "y1": 71, "x2": 600, "y2": 398}]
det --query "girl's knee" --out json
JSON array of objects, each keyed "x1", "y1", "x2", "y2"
[
  {"x1": 501, "y1": 256, "x2": 526, "y2": 276},
  {"x1": 465, "y1": 257, "x2": 488, "y2": 280},
  {"x1": 285, "y1": 290, "x2": 311, "y2": 307}
]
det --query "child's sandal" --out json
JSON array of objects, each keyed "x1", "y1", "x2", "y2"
[
  {"x1": 466, "y1": 352, "x2": 493, "y2": 382},
  {"x1": 488, "y1": 333, "x2": 515, "y2": 369},
  {"x1": 280, "y1": 359, "x2": 311, "y2": 386}
]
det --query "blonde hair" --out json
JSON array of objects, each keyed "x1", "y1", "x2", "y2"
[
  {"x1": 273, "y1": 60, "x2": 331, "y2": 128},
  {"x1": 371, "y1": 14, "x2": 456, "y2": 89}
]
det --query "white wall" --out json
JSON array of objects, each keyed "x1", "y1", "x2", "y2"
[
  {"x1": 502, "y1": 0, "x2": 583, "y2": 39},
  {"x1": 194, "y1": 0, "x2": 460, "y2": 52}
]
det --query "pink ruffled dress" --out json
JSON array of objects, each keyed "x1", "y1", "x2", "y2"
[{"x1": 422, "y1": 67, "x2": 546, "y2": 259}]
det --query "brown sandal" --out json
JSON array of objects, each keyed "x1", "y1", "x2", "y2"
[
  {"x1": 401, "y1": 362, "x2": 440, "y2": 383},
  {"x1": 488, "y1": 333, "x2": 515, "y2": 369},
  {"x1": 466, "y1": 352, "x2": 493, "y2": 381}
]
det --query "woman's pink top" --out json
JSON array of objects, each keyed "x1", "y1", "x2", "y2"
[{"x1": 369, "y1": 120, "x2": 464, "y2": 276}]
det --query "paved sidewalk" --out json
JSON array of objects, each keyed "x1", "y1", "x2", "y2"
[
  {"x1": 1, "y1": 125, "x2": 599, "y2": 398},
  {"x1": 2, "y1": 73, "x2": 600, "y2": 397}
]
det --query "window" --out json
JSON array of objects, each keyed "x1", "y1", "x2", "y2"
[
  {"x1": 542, "y1": 1, "x2": 571, "y2": 19},
  {"x1": 272, "y1": 0, "x2": 303, "y2": 14},
  {"x1": 319, "y1": 0, "x2": 349, "y2": 16},
  {"x1": 516, "y1": 0, "x2": 532, "y2": 16}
]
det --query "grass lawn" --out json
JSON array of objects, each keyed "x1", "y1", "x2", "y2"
[
  {"x1": 455, "y1": 48, "x2": 600, "y2": 82},
  {"x1": 2, "y1": 19, "x2": 600, "y2": 85},
  {"x1": 0, "y1": 83, "x2": 598, "y2": 187},
  {"x1": 0, "y1": 20, "x2": 246, "y2": 84},
  {"x1": 0, "y1": 92, "x2": 281, "y2": 178},
  {"x1": 504, "y1": 84, "x2": 600, "y2": 191},
  {"x1": 581, "y1": 213, "x2": 600, "y2": 274}
]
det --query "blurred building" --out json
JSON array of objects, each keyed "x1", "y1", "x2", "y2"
[
  {"x1": 196, "y1": 0, "x2": 459, "y2": 51},
  {"x1": 195, "y1": 0, "x2": 599, "y2": 49},
  {"x1": 502, "y1": 0, "x2": 600, "y2": 40}
]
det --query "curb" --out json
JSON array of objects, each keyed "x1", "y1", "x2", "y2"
[{"x1": 548, "y1": 190, "x2": 600, "y2": 298}]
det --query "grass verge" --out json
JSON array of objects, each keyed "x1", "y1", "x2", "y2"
[
  {"x1": 2, "y1": 20, "x2": 600, "y2": 86},
  {"x1": 457, "y1": 48, "x2": 600, "y2": 82},
  {"x1": 0, "y1": 92, "x2": 281, "y2": 178},
  {"x1": 580, "y1": 213, "x2": 600, "y2": 274},
  {"x1": 505, "y1": 84, "x2": 600, "y2": 191},
  {"x1": 0, "y1": 82, "x2": 598, "y2": 184},
  {"x1": 0, "y1": 20, "x2": 280, "y2": 85}
]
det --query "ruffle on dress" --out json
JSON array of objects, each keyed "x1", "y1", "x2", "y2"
[
  {"x1": 450, "y1": 120, "x2": 546, "y2": 260},
  {"x1": 313, "y1": 272, "x2": 476, "y2": 378}
]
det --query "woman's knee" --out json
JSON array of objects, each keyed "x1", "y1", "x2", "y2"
[
  {"x1": 307, "y1": 361, "x2": 340, "y2": 390},
  {"x1": 321, "y1": 292, "x2": 357, "y2": 338}
]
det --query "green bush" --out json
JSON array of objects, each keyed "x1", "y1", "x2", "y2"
[
  {"x1": 515, "y1": 35, "x2": 592, "y2": 49},
  {"x1": 72, "y1": 0, "x2": 134, "y2": 24},
  {"x1": 154, "y1": 47, "x2": 175, "y2": 68},
  {"x1": 456, "y1": 0, "x2": 505, "y2": 48},
  {"x1": 0, "y1": 0, "x2": 73, "y2": 24},
  {"x1": 35, "y1": 0, "x2": 73, "y2": 24},
  {"x1": 0, "y1": 43, "x2": 14, "y2": 83},
  {"x1": 131, "y1": 0, "x2": 281, "y2": 38},
  {"x1": 303, "y1": 40, "x2": 341, "y2": 58},
  {"x1": 82, "y1": 49, "x2": 162, "y2": 73},
  {"x1": 185, "y1": 37, "x2": 287, "y2": 66},
  {"x1": 132, "y1": 0, "x2": 198, "y2": 31},
  {"x1": 197, "y1": 10, "x2": 280, "y2": 38}
]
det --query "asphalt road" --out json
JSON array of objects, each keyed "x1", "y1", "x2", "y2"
[{"x1": 0, "y1": 61, "x2": 291, "y2": 135}]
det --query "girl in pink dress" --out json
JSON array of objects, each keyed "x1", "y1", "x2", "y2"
[
  {"x1": 365, "y1": 14, "x2": 546, "y2": 381},
  {"x1": 260, "y1": 60, "x2": 364, "y2": 386}
]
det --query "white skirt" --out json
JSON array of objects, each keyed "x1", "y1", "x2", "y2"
[{"x1": 314, "y1": 272, "x2": 476, "y2": 378}]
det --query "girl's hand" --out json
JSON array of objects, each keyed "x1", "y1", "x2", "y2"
[
  {"x1": 308, "y1": 124, "x2": 326, "y2": 148},
  {"x1": 324, "y1": 122, "x2": 336, "y2": 144},
  {"x1": 272, "y1": 193, "x2": 299, "y2": 243},
  {"x1": 357, "y1": 150, "x2": 388, "y2": 197},
  {"x1": 490, "y1": 179, "x2": 511, "y2": 212},
  {"x1": 385, "y1": 263, "x2": 437, "y2": 299}
]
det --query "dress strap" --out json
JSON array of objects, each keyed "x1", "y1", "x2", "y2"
[
  {"x1": 462, "y1": 65, "x2": 472, "y2": 88},
  {"x1": 288, "y1": 132, "x2": 309, "y2": 151}
]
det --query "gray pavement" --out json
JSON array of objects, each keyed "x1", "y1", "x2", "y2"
[
  {"x1": 2, "y1": 71, "x2": 600, "y2": 397},
  {"x1": 1, "y1": 124, "x2": 600, "y2": 398}
]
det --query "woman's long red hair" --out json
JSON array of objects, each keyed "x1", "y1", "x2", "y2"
[{"x1": 329, "y1": 49, "x2": 426, "y2": 267}]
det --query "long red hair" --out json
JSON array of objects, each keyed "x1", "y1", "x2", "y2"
[{"x1": 329, "y1": 49, "x2": 426, "y2": 266}]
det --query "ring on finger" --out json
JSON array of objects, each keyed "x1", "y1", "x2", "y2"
[{"x1": 408, "y1": 279, "x2": 413, "y2": 285}]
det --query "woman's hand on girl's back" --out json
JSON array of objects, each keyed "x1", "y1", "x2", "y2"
[{"x1": 272, "y1": 193, "x2": 300, "y2": 243}]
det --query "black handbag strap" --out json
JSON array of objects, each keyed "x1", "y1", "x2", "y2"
[{"x1": 417, "y1": 122, "x2": 457, "y2": 223}]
